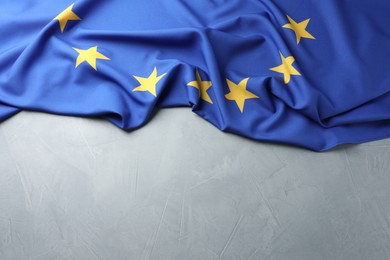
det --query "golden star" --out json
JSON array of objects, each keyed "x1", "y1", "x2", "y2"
[
  {"x1": 283, "y1": 15, "x2": 315, "y2": 44},
  {"x1": 270, "y1": 52, "x2": 301, "y2": 84},
  {"x1": 225, "y1": 78, "x2": 259, "y2": 113},
  {"x1": 53, "y1": 4, "x2": 81, "y2": 32},
  {"x1": 187, "y1": 68, "x2": 213, "y2": 104},
  {"x1": 132, "y1": 67, "x2": 167, "y2": 97},
  {"x1": 73, "y1": 46, "x2": 110, "y2": 70}
]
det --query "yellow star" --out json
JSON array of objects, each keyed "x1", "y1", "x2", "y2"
[
  {"x1": 225, "y1": 78, "x2": 259, "y2": 113},
  {"x1": 187, "y1": 68, "x2": 213, "y2": 104},
  {"x1": 53, "y1": 4, "x2": 81, "y2": 32},
  {"x1": 132, "y1": 67, "x2": 167, "y2": 97},
  {"x1": 270, "y1": 52, "x2": 301, "y2": 84},
  {"x1": 283, "y1": 15, "x2": 315, "y2": 44},
  {"x1": 73, "y1": 46, "x2": 110, "y2": 70}
]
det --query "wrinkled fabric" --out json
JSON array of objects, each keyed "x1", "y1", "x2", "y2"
[{"x1": 1, "y1": 0, "x2": 390, "y2": 151}]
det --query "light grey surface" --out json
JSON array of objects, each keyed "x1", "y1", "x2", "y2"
[{"x1": 0, "y1": 109, "x2": 390, "y2": 260}]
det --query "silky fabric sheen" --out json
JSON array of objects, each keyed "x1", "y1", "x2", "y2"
[{"x1": 1, "y1": 0, "x2": 390, "y2": 151}]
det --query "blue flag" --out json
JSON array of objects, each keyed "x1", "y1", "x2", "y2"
[{"x1": 1, "y1": 0, "x2": 390, "y2": 151}]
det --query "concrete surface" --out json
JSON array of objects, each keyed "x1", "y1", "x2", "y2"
[{"x1": 0, "y1": 109, "x2": 389, "y2": 260}]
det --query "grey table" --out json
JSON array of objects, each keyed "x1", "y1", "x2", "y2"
[{"x1": 0, "y1": 109, "x2": 389, "y2": 260}]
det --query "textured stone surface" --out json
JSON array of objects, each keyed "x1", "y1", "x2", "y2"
[{"x1": 0, "y1": 109, "x2": 389, "y2": 260}]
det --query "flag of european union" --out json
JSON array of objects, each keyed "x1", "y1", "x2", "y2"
[{"x1": 1, "y1": 0, "x2": 390, "y2": 151}]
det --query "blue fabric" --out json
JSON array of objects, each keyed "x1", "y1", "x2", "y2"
[{"x1": 1, "y1": 0, "x2": 390, "y2": 151}]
